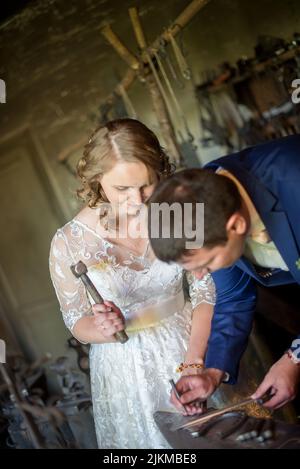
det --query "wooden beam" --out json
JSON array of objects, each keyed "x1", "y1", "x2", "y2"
[
  {"x1": 129, "y1": 7, "x2": 147, "y2": 50},
  {"x1": 57, "y1": 136, "x2": 86, "y2": 163},
  {"x1": 146, "y1": 71, "x2": 182, "y2": 164},
  {"x1": 101, "y1": 24, "x2": 140, "y2": 70},
  {"x1": 58, "y1": 0, "x2": 210, "y2": 164},
  {"x1": 103, "y1": 0, "x2": 211, "y2": 105},
  {"x1": 105, "y1": 69, "x2": 136, "y2": 106},
  {"x1": 155, "y1": 0, "x2": 210, "y2": 50}
]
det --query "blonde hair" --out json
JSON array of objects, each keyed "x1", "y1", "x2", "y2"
[{"x1": 77, "y1": 118, "x2": 174, "y2": 208}]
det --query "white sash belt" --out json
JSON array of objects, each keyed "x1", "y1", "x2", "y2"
[{"x1": 125, "y1": 289, "x2": 185, "y2": 332}]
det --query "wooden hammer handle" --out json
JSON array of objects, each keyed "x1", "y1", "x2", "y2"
[{"x1": 71, "y1": 263, "x2": 129, "y2": 344}]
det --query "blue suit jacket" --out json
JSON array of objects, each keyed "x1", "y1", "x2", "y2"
[{"x1": 204, "y1": 135, "x2": 300, "y2": 383}]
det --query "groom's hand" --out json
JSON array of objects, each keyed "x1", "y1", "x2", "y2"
[
  {"x1": 170, "y1": 368, "x2": 225, "y2": 414},
  {"x1": 251, "y1": 354, "x2": 300, "y2": 409}
]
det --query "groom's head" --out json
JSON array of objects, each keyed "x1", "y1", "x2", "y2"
[{"x1": 148, "y1": 169, "x2": 250, "y2": 278}]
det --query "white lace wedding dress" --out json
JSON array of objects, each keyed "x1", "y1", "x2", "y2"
[{"x1": 49, "y1": 214, "x2": 217, "y2": 449}]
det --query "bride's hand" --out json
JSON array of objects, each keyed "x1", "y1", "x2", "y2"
[{"x1": 92, "y1": 301, "x2": 125, "y2": 339}]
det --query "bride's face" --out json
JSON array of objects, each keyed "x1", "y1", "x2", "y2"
[{"x1": 100, "y1": 161, "x2": 158, "y2": 216}]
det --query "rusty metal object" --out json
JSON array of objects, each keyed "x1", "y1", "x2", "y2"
[
  {"x1": 67, "y1": 338, "x2": 90, "y2": 375},
  {"x1": 0, "y1": 352, "x2": 97, "y2": 449},
  {"x1": 0, "y1": 363, "x2": 45, "y2": 449},
  {"x1": 70, "y1": 260, "x2": 129, "y2": 344},
  {"x1": 169, "y1": 379, "x2": 189, "y2": 414}
]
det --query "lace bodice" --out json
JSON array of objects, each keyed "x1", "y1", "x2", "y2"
[
  {"x1": 49, "y1": 217, "x2": 216, "y2": 332},
  {"x1": 49, "y1": 211, "x2": 217, "y2": 449}
]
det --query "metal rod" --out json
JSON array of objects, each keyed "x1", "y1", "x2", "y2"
[
  {"x1": 0, "y1": 364, "x2": 45, "y2": 449},
  {"x1": 169, "y1": 379, "x2": 188, "y2": 413},
  {"x1": 176, "y1": 396, "x2": 264, "y2": 430}
]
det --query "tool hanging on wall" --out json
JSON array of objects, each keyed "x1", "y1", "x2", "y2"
[
  {"x1": 143, "y1": 46, "x2": 183, "y2": 167},
  {"x1": 146, "y1": 48, "x2": 198, "y2": 167},
  {"x1": 196, "y1": 89, "x2": 235, "y2": 150},
  {"x1": 144, "y1": 48, "x2": 175, "y2": 123},
  {"x1": 168, "y1": 27, "x2": 192, "y2": 81},
  {"x1": 117, "y1": 84, "x2": 138, "y2": 119},
  {"x1": 128, "y1": 5, "x2": 182, "y2": 165},
  {"x1": 159, "y1": 38, "x2": 185, "y2": 89},
  {"x1": 130, "y1": 4, "x2": 189, "y2": 141},
  {"x1": 153, "y1": 48, "x2": 194, "y2": 143},
  {"x1": 157, "y1": 30, "x2": 202, "y2": 166},
  {"x1": 102, "y1": 0, "x2": 211, "y2": 113},
  {"x1": 151, "y1": 45, "x2": 199, "y2": 166},
  {"x1": 177, "y1": 131, "x2": 200, "y2": 167}
]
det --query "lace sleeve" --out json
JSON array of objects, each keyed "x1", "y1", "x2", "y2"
[
  {"x1": 186, "y1": 272, "x2": 216, "y2": 309},
  {"x1": 49, "y1": 229, "x2": 92, "y2": 332}
]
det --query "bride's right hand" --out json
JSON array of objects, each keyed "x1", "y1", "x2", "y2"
[{"x1": 92, "y1": 301, "x2": 125, "y2": 339}]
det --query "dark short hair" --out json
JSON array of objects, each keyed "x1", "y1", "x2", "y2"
[{"x1": 148, "y1": 168, "x2": 242, "y2": 262}]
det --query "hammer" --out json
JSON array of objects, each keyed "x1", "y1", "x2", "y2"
[{"x1": 70, "y1": 260, "x2": 129, "y2": 344}]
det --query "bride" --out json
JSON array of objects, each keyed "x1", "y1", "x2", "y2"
[{"x1": 49, "y1": 118, "x2": 218, "y2": 449}]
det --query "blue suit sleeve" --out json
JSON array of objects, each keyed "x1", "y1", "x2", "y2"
[{"x1": 205, "y1": 266, "x2": 257, "y2": 384}]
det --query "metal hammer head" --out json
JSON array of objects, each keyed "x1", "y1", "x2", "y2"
[{"x1": 70, "y1": 261, "x2": 88, "y2": 277}]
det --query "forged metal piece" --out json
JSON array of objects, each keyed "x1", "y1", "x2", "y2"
[{"x1": 175, "y1": 396, "x2": 266, "y2": 430}]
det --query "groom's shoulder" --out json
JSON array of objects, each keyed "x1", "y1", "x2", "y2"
[
  {"x1": 211, "y1": 264, "x2": 256, "y2": 302},
  {"x1": 204, "y1": 135, "x2": 300, "y2": 174}
]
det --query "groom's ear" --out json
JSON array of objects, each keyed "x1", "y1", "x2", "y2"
[{"x1": 226, "y1": 212, "x2": 247, "y2": 237}]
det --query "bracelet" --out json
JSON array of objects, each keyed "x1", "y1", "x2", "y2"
[
  {"x1": 176, "y1": 361, "x2": 204, "y2": 373},
  {"x1": 285, "y1": 349, "x2": 300, "y2": 365}
]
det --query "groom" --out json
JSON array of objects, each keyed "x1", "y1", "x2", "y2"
[{"x1": 148, "y1": 134, "x2": 300, "y2": 411}]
